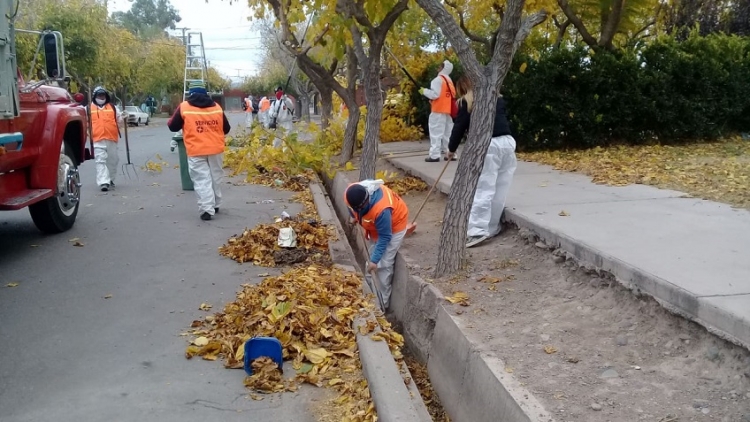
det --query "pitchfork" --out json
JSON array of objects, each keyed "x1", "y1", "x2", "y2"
[{"x1": 122, "y1": 115, "x2": 138, "y2": 180}]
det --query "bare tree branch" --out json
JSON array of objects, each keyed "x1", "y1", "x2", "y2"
[
  {"x1": 599, "y1": 0, "x2": 625, "y2": 48},
  {"x1": 557, "y1": 0, "x2": 599, "y2": 49},
  {"x1": 553, "y1": 17, "x2": 571, "y2": 48},
  {"x1": 512, "y1": 10, "x2": 548, "y2": 57},
  {"x1": 300, "y1": 24, "x2": 330, "y2": 55},
  {"x1": 445, "y1": 0, "x2": 491, "y2": 47}
]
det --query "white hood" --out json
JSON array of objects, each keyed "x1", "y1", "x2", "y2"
[
  {"x1": 440, "y1": 60, "x2": 453, "y2": 76},
  {"x1": 356, "y1": 179, "x2": 384, "y2": 195}
]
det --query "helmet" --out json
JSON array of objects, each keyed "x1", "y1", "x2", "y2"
[{"x1": 92, "y1": 86, "x2": 111, "y2": 104}]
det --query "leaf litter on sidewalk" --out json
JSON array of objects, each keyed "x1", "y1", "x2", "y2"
[
  {"x1": 519, "y1": 137, "x2": 750, "y2": 208},
  {"x1": 185, "y1": 264, "x2": 405, "y2": 422}
]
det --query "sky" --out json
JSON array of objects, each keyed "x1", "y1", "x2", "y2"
[{"x1": 108, "y1": 0, "x2": 264, "y2": 81}]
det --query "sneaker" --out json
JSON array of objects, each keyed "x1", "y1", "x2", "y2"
[
  {"x1": 214, "y1": 208, "x2": 220, "y2": 214},
  {"x1": 200, "y1": 212, "x2": 212, "y2": 221},
  {"x1": 170, "y1": 146, "x2": 175, "y2": 152},
  {"x1": 109, "y1": 181, "x2": 115, "y2": 189},
  {"x1": 425, "y1": 157, "x2": 440, "y2": 163},
  {"x1": 100, "y1": 184, "x2": 109, "y2": 192},
  {"x1": 466, "y1": 235, "x2": 489, "y2": 248}
]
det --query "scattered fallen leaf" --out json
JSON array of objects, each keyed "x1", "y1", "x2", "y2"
[
  {"x1": 445, "y1": 291, "x2": 470, "y2": 306},
  {"x1": 193, "y1": 336, "x2": 209, "y2": 347},
  {"x1": 505, "y1": 367, "x2": 514, "y2": 373},
  {"x1": 567, "y1": 356, "x2": 580, "y2": 363},
  {"x1": 558, "y1": 210, "x2": 570, "y2": 217},
  {"x1": 104, "y1": 294, "x2": 113, "y2": 299},
  {"x1": 544, "y1": 345, "x2": 558, "y2": 354},
  {"x1": 199, "y1": 303, "x2": 212, "y2": 311},
  {"x1": 519, "y1": 138, "x2": 750, "y2": 209},
  {"x1": 5, "y1": 282, "x2": 19, "y2": 288}
]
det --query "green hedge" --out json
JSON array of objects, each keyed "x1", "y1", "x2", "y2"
[
  {"x1": 504, "y1": 33, "x2": 750, "y2": 150},
  {"x1": 409, "y1": 33, "x2": 750, "y2": 151}
]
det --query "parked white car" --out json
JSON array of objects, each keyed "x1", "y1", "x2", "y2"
[{"x1": 124, "y1": 106, "x2": 149, "y2": 126}]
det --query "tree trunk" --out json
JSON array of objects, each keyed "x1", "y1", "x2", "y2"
[
  {"x1": 358, "y1": 57, "x2": 383, "y2": 181},
  {"x1": 319, "y1": 85, "x2": 333, "y2": 129},
  {"x1": 434, "y1": 77, "x2": 497, "y2": 276},
  {"x1": 340, "y1": 104, "x2": 360, "y2": 164}
]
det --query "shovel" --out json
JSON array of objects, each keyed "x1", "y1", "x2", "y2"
[
  {"x1": 405, "y1": 158, "x2": 452, "y2": 236},
  {"x1": 122, "y1": 117, "x2": 138, "y2": 180}
]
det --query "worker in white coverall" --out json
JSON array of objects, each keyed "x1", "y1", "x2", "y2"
[
  {"x1": 345, "y1": 179, "x2": 410, "y2": 310},
  {"x1": 89, "y1": 86, "x2": 127, "y2": 192},
  {"x1": 269, "y1": 86, "x2": 295, "y2": 148},
  {"x1": 167, "y1": 81, "x2": 231, "y2": 221},
  {"x1": 445, "y1": 75, "x2": 517, "y2": 248},
  {"x1": 258, "y1": 96, "x2": 271, "y2": 128},
  {"x1": 419, "y1": 60, "x2": 455, "y2": 162}
]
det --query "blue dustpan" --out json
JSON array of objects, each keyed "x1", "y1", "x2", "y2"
[{"x1": 243, "y1": 337, "x2": 283, "y2": 376}]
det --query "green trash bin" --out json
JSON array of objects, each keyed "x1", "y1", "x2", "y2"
[{"x1": 173, "y1": 133, "x2": 194, "y2": 191}]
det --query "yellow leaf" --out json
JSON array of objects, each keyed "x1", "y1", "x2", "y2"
[
  {"x1": 558, "y1": 210, "x2": 570, "y2": 217},
  {"x1": 104, "y1": 294, "x2": 113, "y2": 299},
  {"x1": 304, "y1": 347, "x2": 330, "y2": 364},
  {"x1": 544, "y1": 345, "x2": 558, "y2": 354},
  {"x1": 519, "y1": 62, "x2": 528, "y2": 73},
  {"x1": 193, "y1": 336, "x2": 209, "y2": 347},
  {"x1": 5, "y1": 282, "x2": 19, "y2": 288},
  {"x1": 199, "y1": 303, "x2": 212, "y2": 311},
  {"x1": 445, "y1": 291, "x2": 470, "y2": 306},
  {"x1": 345, "y1": 161, "x2": 357, "y2": 171},
  {"x1": 370, "y1": 332, "x2": 386, "y2": 342},
  {"x1": 328, "y1": 378, "x2": 344, "y2": 386}
]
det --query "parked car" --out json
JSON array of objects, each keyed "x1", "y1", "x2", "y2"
[{"x1": 124, "y1": 106, "x2": 149, "y2": 126}]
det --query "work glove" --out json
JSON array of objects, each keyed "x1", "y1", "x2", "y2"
[{"x1": 418, "y1": 88, "x2": 425, "y2": 96}]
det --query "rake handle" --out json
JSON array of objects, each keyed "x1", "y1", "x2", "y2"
[
  {"x1": 123, "y1": 117, "x2": 132, "y2": 164},
  {"x1": 410, "y1": 158, "x2": 452, "y2": 225}
]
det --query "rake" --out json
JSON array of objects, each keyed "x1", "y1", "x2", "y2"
[
  {"x1": 122, "y1": 116, "x2": 138, "y2": 180},
  {"x1": 405, "y1": 158, "x2": 452, "y2": 236}
]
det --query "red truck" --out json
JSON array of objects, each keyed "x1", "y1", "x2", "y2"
[{"x1": 0, "y1": 3, "x2": 90, "y2": 233}]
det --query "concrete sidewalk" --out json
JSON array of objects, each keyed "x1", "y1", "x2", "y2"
[{"x1": 381, "y1": 140, "x2": 750, "y2": 350}]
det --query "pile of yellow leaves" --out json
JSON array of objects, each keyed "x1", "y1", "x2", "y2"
[
  {"x1": 218, "y1": 218, "x2": 336, "y2": 267},
  {"x1": 292, "y1": 189, "x2": 319, "y2": 220},
  {"x1": 519, "y1": 138, "x2": 750, "y2": 208},
  {"x1": 244, "y1": 357, "x2": 294, "y2": 393},
  {"x1": 143, "y1": 154, "x2": 170, "y2": 173},
  {"x1": 185, "y1": 264, "x2": 405, "y2": 422},
  {"x1": 375, "y1": 170, "x2": 429, "y2": 196},
  {"x1": 250, "y1": 169, "x2": 313, "y2": 192}
]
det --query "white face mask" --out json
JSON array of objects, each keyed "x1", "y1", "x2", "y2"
[{"x1": 95, "y1": 98, "x2": 105, "y2": 106}]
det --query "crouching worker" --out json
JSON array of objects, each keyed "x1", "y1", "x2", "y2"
[
  {"x1": 167, "y1": 81, "x2": 231, "y2": 221},
  {"x1": 345, "y1": 180, "x2": 409, "y2": 310}
]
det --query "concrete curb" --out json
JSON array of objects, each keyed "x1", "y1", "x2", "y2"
[
  {"x1": 321, "y1": 172, "x2": 556, "y2": 422},
  {"x1": 308, "y1": 181, "x2": 431, "y2": 422},
  {"x1": 386, "y1": 158, "x2": 750, "y2": 351}
]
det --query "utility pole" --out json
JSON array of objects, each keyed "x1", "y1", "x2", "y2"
[{"x1": 174, "y1": 27, "x2": 190, "y2": 46}]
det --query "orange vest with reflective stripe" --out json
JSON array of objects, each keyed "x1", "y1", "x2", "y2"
[
  {"x1": 244, "y1": 98, "x2": 253, "y2": 112},
  {"x1": 431, "y1": 75, "x2": 455, "y2": 114},
  {"x1": 260, "y1": 97, "x2": 270, "y2": 112},
  {"x1": 91, "y1": 103, "x2": 119, "y2": 142},
  {"x1": 180, "y1": 102, "x2": 226, "y2": 157},
  {"x1": 345, "y1": 184, "x2": 409, "y2": 240}
]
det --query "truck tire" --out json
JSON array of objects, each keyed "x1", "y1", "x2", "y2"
[
  {"x1": 29, "y1": 143, "x2": 81, "y2": 234},
  {"x1": 136, "y1": 118, "x2": 141, "y2": 126}
]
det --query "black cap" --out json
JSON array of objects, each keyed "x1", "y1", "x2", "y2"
[{"x1": 346, "y1": 184, "x2": 368, "y2": 209}]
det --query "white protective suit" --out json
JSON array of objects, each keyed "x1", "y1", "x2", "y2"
[
  {"x1": 270, "y1": 95, "x2": 295, "y2": 148},
  {"x1": 188, "y1": 153, "x2": 224, "y2": 216},
  {"x1": 422, "y1": 60, "x2": 455, "y2": 160},
  {"x1": 258, "y1": 97, "x2": 269, "y2": 128},
  {"x1": 91, "y1": 95, "x2": 124, "y2": 188},
  {"x1": 467, "y1": 135, "x2": 518, "y2": 237},
  {"x1": 358, "y1": 179, "x2": 407, "y2": 310}
]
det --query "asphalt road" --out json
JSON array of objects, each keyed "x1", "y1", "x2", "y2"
[{"x1": 0, "y1": 112, "x2": 328, "y2": 421}]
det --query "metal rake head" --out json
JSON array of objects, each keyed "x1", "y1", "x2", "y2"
[{"x1": 122, "y1": 163, "x2": 139, "y2": 180}]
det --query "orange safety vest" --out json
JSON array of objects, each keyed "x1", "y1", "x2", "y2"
[
  {"x1": 180, "y1": 102, "x2": 226, "y2": 157},
  {"x1": 345, "y1": 184, "x2": 409, "y2": 241},
  {"x1": 431, "y1": 75, "x2": 456, "y2": 115},
  {"x1": 244, "y1": 98, "x2": 253, "y2": 112},
  {"x1": 91, "y1": 103, "x2": 119, "y2": 142},
  {"x1": 260, "y1": 97, "x2": 270, "y2": 112}
]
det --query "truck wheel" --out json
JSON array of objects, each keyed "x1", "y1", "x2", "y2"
[
  {"x1": 137, "y1": 118, "x2": 141, "y2": 126},
  {"x1": 145, "y1": 118, "x2": 149, "y2": 126},
  {"x1": 29, "y1": 143, "x2": 81, "y2": 234}
]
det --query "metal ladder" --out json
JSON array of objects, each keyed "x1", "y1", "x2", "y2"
[
  {"x1": 182, "y1": 31, "x2": 209, "y2": 100},
  {"x1": 172, "y1": 31, "x2": 209, "y2": 151}
]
